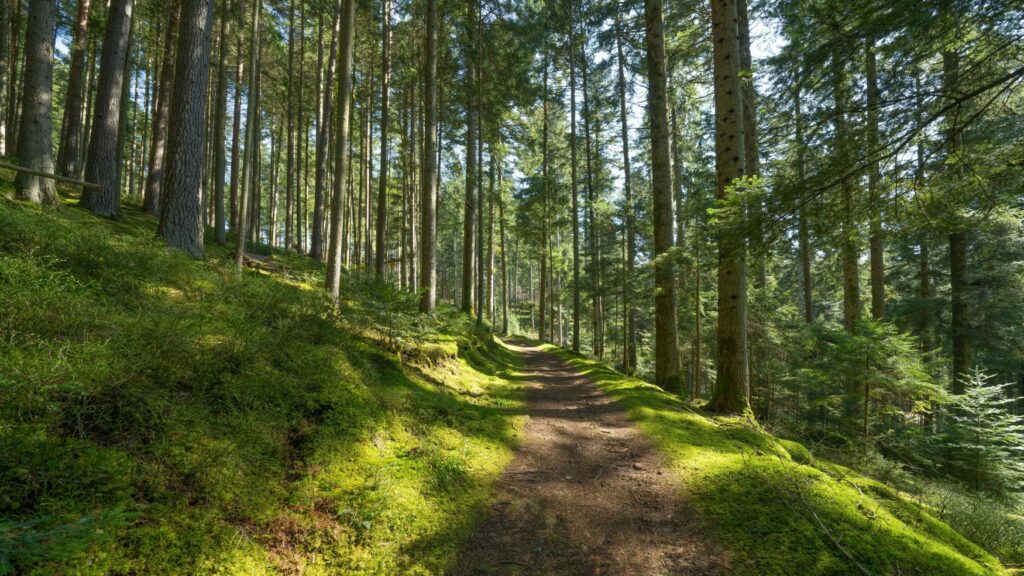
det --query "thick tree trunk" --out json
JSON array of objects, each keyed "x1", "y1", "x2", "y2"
[
  {"x1": 82, "y1": 0, "x2": 135, "y2": 217},
  {"x1": 325, "y1": 0, "x2": 355, "y2": 298},
  {"x1": 374, "y1": 0, "x2": 391, "y2": 278},
  {"x1": 737, "y1": 0, "x2": 765, "y2": 290},
  {"x1": 157, "y1": 0, "x2": 214, "y2": 257},
  {"x1": 708, "y1": 0, "x2": 749, "y2": 412},
  {"x1": 13, "y1": 0, "x2": 58, "y2": 205},
  {"x1": 142, "y1": 1, "x2": 180, "y2": 216},
  {"x1": 419, "y1": 0, "x2": 438, "y2": 312},
  {"x1": 866, "y1": 40, "x2": 885, "y2": 320},
  {"x1": 645, "y1": 0, "x2": 680, "y2": 392},
  {"x1": 56, "y1": 0, "x2": 91, "y2": 178}
]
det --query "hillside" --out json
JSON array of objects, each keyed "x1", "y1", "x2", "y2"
[{"x1": 0, "y1": 196, "x2": 1014, "y2": 575}]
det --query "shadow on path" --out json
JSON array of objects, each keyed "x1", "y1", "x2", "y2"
[{"x1": 451, "y1": 341, "x2": 728, "y2": 576}]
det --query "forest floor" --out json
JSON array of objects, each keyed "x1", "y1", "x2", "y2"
[{"x1": 453, "y1": 340, "x2": 728, "y2": 576}]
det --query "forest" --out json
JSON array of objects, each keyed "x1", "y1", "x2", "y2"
[{"x1": 1, "y1": 0, "x2": 1023, "y2": 573}]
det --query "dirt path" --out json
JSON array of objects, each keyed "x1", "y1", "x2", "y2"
[{"x1": 452, "y1": 341, "x2": 727, "y2": 576}]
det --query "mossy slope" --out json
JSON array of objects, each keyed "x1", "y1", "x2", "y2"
[
  {"x1": 545, "y1": 346, "x2": 1006, "y2": 576},
  {"x1": 0, "y1": 197, "x2": 525, "y2": 575}
]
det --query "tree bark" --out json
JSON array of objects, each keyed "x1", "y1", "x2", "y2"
[
  {"x1": 325, "y1": 0, "x2": 355, "y2": 299},
  {"x1": 142, "y1": 1, "x2": 180, "y2": 216},
  {"x1": 461, "y1": 5, "x2": 478, "y2": 315},
  {"x1": 866, "y1": 40, "x2": 885, "y2": 320},
  {"x1": 0, "y1": 0, "x2": 9, "y2": 155},
  {"x1": 644, "y1": 0, "x2": 680, "y2": 392},
  {"x1": 834, "y1": 54, "x2": 861, "y2": 334},
  {"x1": 568, "y1": 3, "x2": 581, "y2": 353},
  {"x1": 157, "y1": 0, "x2": 214, "y2": 258},
  {"x1": 56, "y1": 0, "x2": 91, "y2": 178},
  {"x1": 944, "y1": 49, "x2": 970, "y2": 390},
  {"x1": 419, "y1": 0, "x2": 438, "y2": 311},
  {"x1": 233, "y1": 0, "x2": 260, "y2": 270},
  {"x1": 737, "y1": 0, "x2": 765, "y2": 290},
  {"x1": 12, "y1": 0, "x2": 58, "y2": 205},
  {"x1": 211, "y1": 0, "x2": 231, "y2": 244},
  {"x1": 615, "y1": 12, "x2": 637, "y2": 373},
  {"x1": 82, "y1": 0, "x2": 135, "y2": 217},
  {"x1": 795, "y1": 84, "x2": 813, "y2": 324},
  {"x1": 708, "y1": 0, "x2": 749, "y2": 412},
  {"x1": 374, "y1": 0, "x2": 391, "y2": 278}
]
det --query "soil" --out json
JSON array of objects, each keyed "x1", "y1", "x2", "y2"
[{"x1": 452, "y1": 340, "x2": 729, "y2": 576}]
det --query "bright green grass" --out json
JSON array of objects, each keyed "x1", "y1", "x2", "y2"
[
  {"x1": 543, "y1": 345, "x2": 1007, "y2": 576},
  {"x1": 0, "y1": 195, "x2": 526, "y2": 575}
]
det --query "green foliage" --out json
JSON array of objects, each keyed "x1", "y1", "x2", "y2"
[
  {"x1": 0, "y1": 199, "x2": 526, "y2": 575},
  {"x1": 939, "y1": 370, "x2": 1024, "y2": 492},
  {"x1": 920, "y1": 481, "x2": 1024, "y2": 566}
]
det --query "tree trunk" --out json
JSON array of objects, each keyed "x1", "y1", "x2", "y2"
[
  {"x1": 834, "y1": 54, "x2": 861, "y2": 334},
  {"x1": 644, "y1": 0, "x2": 680, "y2": 392},
  {"x1": 228, "y1": 40, "x2": 242, "y2": 232},
  {"x1": 568, "y1": 4, "x2": 581, "y2": 352},
  {"x1": 325, "y1": 0, "x2": 355, "y2": 298},
  {"x1": 795, "y1": 84, "x2": 813, "y2": 324},
  {"x1": 866, "y1": 40, "x2": 884, "y2": 320},
  {"x1": 461, "y1": 7, "x2": 477, "y2": 315},
  {"x1": 157, "y1": 0, "x2": 214, "y2": 257},
  {"x1": 12, "y1": 0, "x2": 58, "y2": 205},
  {"x1": 313, "y1": 2, "x2": 339, "y2": 262},
  {"x1": 212, "y1": 0, "x2": 231, "y2": 244},
  {"x1": 0, "y1": 0, "x2": 9, "y2": 155},
  {"x1": 82, "y1": 0, "x2": 135, "y2": 217},
  {"x1": 944, "y1": 49, "x2": 970, "y2": 390},
  {"x1": 142, "y1": 1, "x2": 180, "y2": 216},
  {"x1": 708, "y1": 0, "x2": 749, "y2": 412},
  {"x1": 56, "y1": 0, "x2": 91, "y2": 178},
  {"x1": 233, "y1": 0, "x2": 260, "y2": 270},
  {"x1": 374, "y1": 0, "x2": 391, "y2": 278},
  {"x1": 419, "y1": 0, "x2": 438, "y2": 311},
  {"x1": 616, "y1": 12, "x2": 637, "y2": 373},
  {"x1": 6, "y1": 0, "x2": 21, "y2": 154}
]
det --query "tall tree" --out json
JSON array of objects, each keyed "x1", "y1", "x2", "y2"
[
  {"x1": 12, "y1": 0, "x2": 58, "y2": 205},
  {"x1": 157, "y1": 0, "x2": 215, "y2": 257},
  {"x1": 233, "y1": 0, "x2": 261, "y2": 271},
  {"x1": 461, "y1": 1, "x2": 478, "y2": 315},
  {"x1": 211, "y1": 0, "x2": 232, "y2": 245},
  {"x1": 142, "y1": 7, "x2": 179, "y2": 216},
  {"x1": 419, "y1": 0, "x2": 438, "y2": 312},
  {"x1": 312, "y1": 0, "x2": 340, "y2": 262},
  {"x1": 325, "y1": 0, "x2": 355, "y2": 299},
  {"x1": 82, "y1": 0, "x2": 135, "y2": 217},
  {"x1": 644, "y1": 0, "x2": 680, "y2": 392},
  {"x1": 866, "y1": 40, "x2": 884, "y2": 320},
  {"x1": 945, "y1": 49, "x2": 971, "y2": 389},
  {"x1": 568, "y1": 1, "x2": 581, "y2": 353},
  {"x1": 615, "y1": 11, "x2": 637, "y2": 373},
  {"x1": 55, "y1": 0, "x2": 91, "y2": 178},
  {"x1": 707, "y1": 0, "x2": 749, "y2": 413},
  {"x1": 374, "y1": 0, "x2": 392, "y2": 279}
]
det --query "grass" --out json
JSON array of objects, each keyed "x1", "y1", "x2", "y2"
[
  {"x1": 543, "y1": 345, "x2": 1008, "y2": 576},
  {"x1": 0, "y1": 194, "x2": 527, "y2": 575}
]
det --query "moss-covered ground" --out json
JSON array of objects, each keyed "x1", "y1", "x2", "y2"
[
  {"x1": 0, "y1": 194, "x2": 526, "y2": 575},
  {"x1": 544, "y1": 345, "x2": 1008, "y2": 576}
]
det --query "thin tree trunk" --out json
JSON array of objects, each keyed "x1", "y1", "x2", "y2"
[
  {"x1": 234, "y1": 0, "x2": 260, "y2": 270},
  {"x1": 212, "y1": 0, "x2": 231, "y2": 244},
  {"x1": 56, "y1": 0, "x2": 91, "y2": 178},
  {"x1": 616, "y1": 12, "x2": 637, "y2": 372},
  {"x1": 708, "y1": 0, "x2": 749, "y2": 412},
  {"x1": 866, "y1": 40, "x2": 884, "y2": 320},
  {"x1": 944, "y1": 49, "x2": 970, "y2": 390},
  {"x1": 325, "y1": 0, "x2": 355, "y2": 298},
  {"x1": 568, "y1": 3, "x2": 581, "y2": 353},
  {"x1": 228, "y1": 39, "x2": 242, "y2": 232},
  {"x1": 0, "y1": 0, "x2": 9, "y2": 155},
  {"x1": 374, "y1": 0, "x2": 391, "y2": 278},
  {"x1": 13, "y1": 0, "x2": 58, "y2": 205},
  {"x1": 834, "y1": 54, "x2": 861, "y2": 334},
  {"x1": 157, "y1": 0, "x2": 214, "y2": 257},
  {"x1": 795, "y1": 84, "x2": 813, "y2": 324},
  {"x1": 82, "y1": 0, "x2": 135, "y2": 217},
  {"x1": 313, "y1": 1, "x2": 340, "y2": 261},
  {"x1": 461, "y1": 7, "x2": 478, "y2": 315},
  {"x1": 143, "y1": 1, "x2": 180, "y2": 216}
]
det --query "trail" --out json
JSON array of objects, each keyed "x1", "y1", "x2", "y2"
[{"x1": 453, "y1": 341, "x2": 728, "y2": 575}]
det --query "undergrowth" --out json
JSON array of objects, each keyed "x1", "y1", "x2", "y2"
[
  {"x1": 0, "y1": 196, "x2": 526, "y2": 575},
  {"x1": 544, "y1": 345, "x2": 1008, "y2": 576}
]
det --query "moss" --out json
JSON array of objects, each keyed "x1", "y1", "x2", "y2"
[
  {"x1": 543, "y1": 345, "x2": 1007, "y2": 576},
  {"x1": 0, "y1": 197, "x2": 526, "y2": 575}
]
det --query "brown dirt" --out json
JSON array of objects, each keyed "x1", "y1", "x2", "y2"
[{"x1": 452, "y1": 340, "x2": 728, "y2": 576}]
